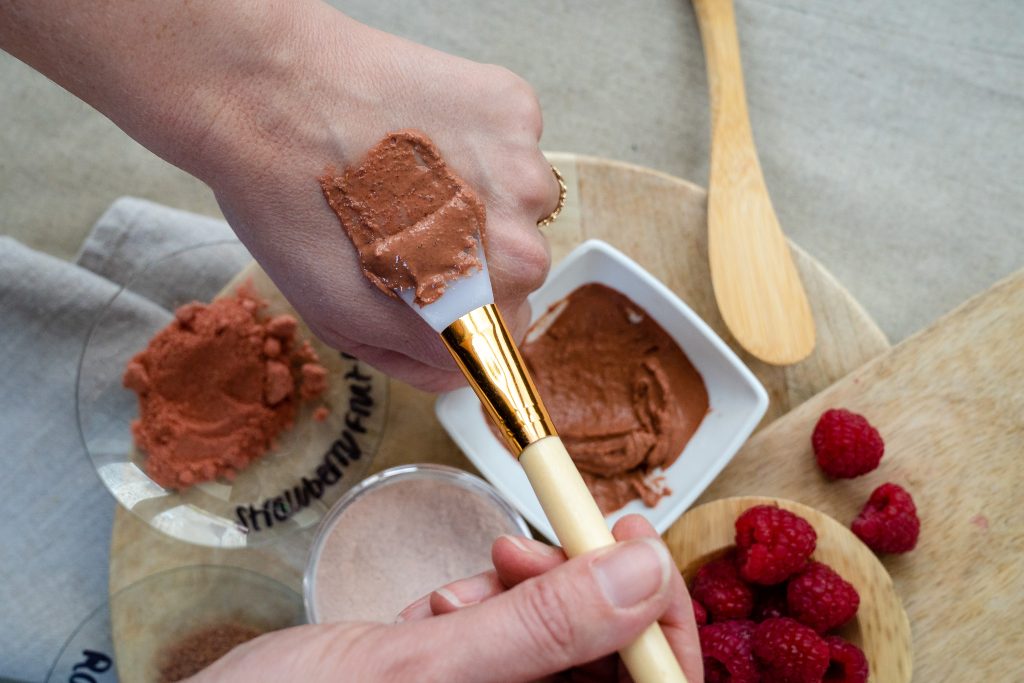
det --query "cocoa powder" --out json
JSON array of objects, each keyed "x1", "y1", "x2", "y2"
[{"x1": 156, "y1": 622, "x2": 262, "y2": 682}]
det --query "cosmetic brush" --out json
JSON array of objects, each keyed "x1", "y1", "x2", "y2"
[{"x1": 398, "y1": 245, "x2": 688, "y2": 683}]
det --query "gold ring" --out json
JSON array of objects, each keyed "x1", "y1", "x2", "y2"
[{"x1": 537, "y1": 165, "x2": 567, "y2": 227}]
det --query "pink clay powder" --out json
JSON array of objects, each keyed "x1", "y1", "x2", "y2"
[{"x1": 311, "y1": 470, "x2": 525, "y2": 623}]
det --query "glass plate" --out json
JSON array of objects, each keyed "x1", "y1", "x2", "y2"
[
  {"x1": 45, "y1": 564, "x2": 303, "y2": 682},
  {"x1": 76, "y1": 240, "x2": 389, "y2": 547}
]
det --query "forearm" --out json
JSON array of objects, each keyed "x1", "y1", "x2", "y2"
[
  {"x1": 0, "y1": 0, "x2": 348, "y2": 180},
  {"x1": 2, "y1": 0, "x2": 556, "y2": 392}
]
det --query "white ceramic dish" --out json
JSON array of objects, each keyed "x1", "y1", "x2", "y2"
[{"x1": 435, "y1": 239, "x2": 768, "y2": 543}]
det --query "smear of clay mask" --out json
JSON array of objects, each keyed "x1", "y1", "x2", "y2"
[{"x1": 320, "y1": 130, "x2": 486, "y2": 306}]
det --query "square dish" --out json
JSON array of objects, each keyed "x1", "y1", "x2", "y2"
[{"x1": 436, "y1": 239, "x2": 768, "y2": 543}]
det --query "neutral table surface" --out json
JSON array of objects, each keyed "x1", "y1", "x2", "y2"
[
  {"x1": 1, "y1": 1, "x2": 1021, "y2": 679},
  {"x1": 2, "y1": 0, "x2": 1021, "y2": 342}
]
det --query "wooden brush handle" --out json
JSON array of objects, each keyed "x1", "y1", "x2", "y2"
[
  {"x1": 520, "y1": 436, "x2": 688, "y2": 683},
  {"x1": 441, "y1": 305, "x2": 687, "y2": 680}
]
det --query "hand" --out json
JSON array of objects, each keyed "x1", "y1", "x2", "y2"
[
  {"x1": 401, "y1": 514, "x2": 705, "y2": 682},
  {"x1": 202, "y1": 5, "x2": 559, "y2": 392},
  {"x1": 0, "y1": 0, "x2": 559, "y2": 392},
  {"x1": 192, "y1": 515, "x2": 703, "y2": 682}
]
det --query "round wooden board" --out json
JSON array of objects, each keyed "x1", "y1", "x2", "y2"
[{"x1": 109, "y1": 152, "x2": 890, "y2": 643}]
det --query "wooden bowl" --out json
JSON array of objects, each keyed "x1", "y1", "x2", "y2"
[{"x1": 664, "y1": 496, "x2": 912, "y2": 682}]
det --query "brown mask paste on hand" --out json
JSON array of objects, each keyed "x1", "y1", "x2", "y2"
[
  {"x1": 319, "y1": 130, "x2": 486, "y2": 306},
  {"x1": 519, "y1": 283, "x2": 710, "y2": 515}
]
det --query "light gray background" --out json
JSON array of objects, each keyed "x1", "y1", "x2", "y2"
[
  {"x1": 0, "y1": 2, "x2": 1020, "y2": 678},
  {"x1": 2, "y1": 0, "x2": 1021, "y2": 341}
]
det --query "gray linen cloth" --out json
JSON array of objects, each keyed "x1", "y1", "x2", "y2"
[{"x1": 0, "y1": 198, "x2": 235, "y2": 681}]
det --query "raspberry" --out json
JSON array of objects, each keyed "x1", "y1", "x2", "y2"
[
  {"x1": 812, "y1": 409, "x2": 885, "y2": 478},
  {"x1": 751, "y1": 584, "x2": 789, "y2": 622},
  {"x1": 823, "y1": 636, "x2": 869, "y2": 683},
  {"x1": 735, "y1": 505, "x2": 817, "y2": 585},
  {"x1": 787, "y1": 561, "x2": 860, "y2": 633},
  {"x1": 754, "y1": 617, "x2": 829, "y2": 682},
  {"x1": 699, "y1": 620, "x2": 759, "y2": 683},
  {"x1": 691, "y1": 555, "x2": 753, "y2": 622},
  {"x1": 693, "y1": 599, "x2": 708, "y2": 627},
  {"x1": 852, "y1": 483, "x2": 920, "y2": 553}
]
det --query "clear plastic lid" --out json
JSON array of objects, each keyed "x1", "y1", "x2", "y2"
[
  {"x1": 46, "y1": 564, "x2": 303, "y2": 683},
  {"x1": 304, "y1": 463, "x2": 531, "y2": 624}
]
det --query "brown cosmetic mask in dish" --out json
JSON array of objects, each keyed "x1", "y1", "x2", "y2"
[{"x1": 517, "y1": 283, "x2": 710, "y2": 514}]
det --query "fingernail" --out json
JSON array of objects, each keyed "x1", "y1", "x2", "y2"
[
  {"x1": 434, "y1": 572, "x2": 497, "y2": 609},
  {"x1": 590, "y1": 538, "x2": 672, "y2": 609},
  {"x1": 501, "y1": 534, "x2": 564, "y2": 558},
  {"x1": 395, "y1": 594, "x2": 431, "y2": 622}
]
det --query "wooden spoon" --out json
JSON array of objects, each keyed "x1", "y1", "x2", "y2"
[{"x1": 692, "y1": 0, "x2": 816, "y2": 365}]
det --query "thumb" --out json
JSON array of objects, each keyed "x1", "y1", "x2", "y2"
[{"x1": 391, "y1": 537, "x2": 676, "y2": 682}]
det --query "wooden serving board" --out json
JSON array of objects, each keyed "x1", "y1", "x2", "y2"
[
  {"x1": 666, "y1": 270, "x2": 1024, "y2": 680},
  {"x1": 108, "y1": 152, "x2": 891, "y2": 652}
]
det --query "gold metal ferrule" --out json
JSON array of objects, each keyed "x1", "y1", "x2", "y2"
[{"x1": 441, "y1": 304, "x2": 556, "y2": 454}]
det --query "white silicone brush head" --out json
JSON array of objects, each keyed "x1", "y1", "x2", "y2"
[{"x1": 397, "y1": 243, "x2": 494, "y2": 332}]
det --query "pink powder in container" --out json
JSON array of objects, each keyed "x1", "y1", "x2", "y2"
[{"x1": 304, "y1": 464, "x2": 530, "y2": 623}]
